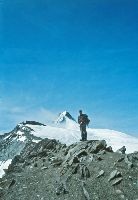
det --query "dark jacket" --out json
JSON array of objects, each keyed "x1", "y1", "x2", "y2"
[{"x1": 78, "y1": 114, "x2": 90, "y2": 125}]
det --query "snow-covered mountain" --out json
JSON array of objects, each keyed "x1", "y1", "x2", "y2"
[
  {"x1": 0, "y1": 111, "x2": 138, "y2": 178},
  {"x1": 55, "y1": 111, "x2": 78, "y2": 129},
  {"x1": 27, "y1": 111, "x2": 138, "y2": 154},
  {"x1": 0, "y1": 123, "x2": 42, "y2": 178}
]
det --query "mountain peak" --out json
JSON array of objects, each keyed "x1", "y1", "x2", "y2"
[{"x1": 55, "y1": 111, "x2": 76, "y2": 124}]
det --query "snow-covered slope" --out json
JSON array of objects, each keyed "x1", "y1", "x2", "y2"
[
  {"x1": 26, "y1": 111, "x2": 138, "y2": 154},
  {"x1": 55, "y1": 111, "x2": 78, "y2": 129},
  {"x1": 0, "y1": 111, "x2": 138, "y2": 178}
]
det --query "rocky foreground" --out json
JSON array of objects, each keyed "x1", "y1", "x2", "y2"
[{"x1": 0, "y1": 139, "x2": 138, "y2": 200}]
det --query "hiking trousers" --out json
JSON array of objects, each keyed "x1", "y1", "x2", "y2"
[{"x1": 80, "y1": 124, "x2": 87, "y2": 141}]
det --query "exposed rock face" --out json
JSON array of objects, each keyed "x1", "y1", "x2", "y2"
[
  {"x1": 0, "y1": 124, "x2": 41, "y2": 162},
  {"x1": 116, "y1": 146, "x2": 126, "y2": 154},
  {"x1": 0, "y1": 139, "x2": 138, "y2": 200}
]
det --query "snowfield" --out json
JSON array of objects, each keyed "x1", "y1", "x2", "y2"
[
  {"x1": 0, "y1": 159, "x2": 12, "y2": 178},
  {"x1": 26, "y1": 112, "x2": 138, "y2": 154},
  {"x1": 0, "y1": 111, "x2": 138, "y2": 178}
]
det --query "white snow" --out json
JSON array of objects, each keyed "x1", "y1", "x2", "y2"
[
  {"x1": 0, "y1": 159, "x2": 12, "y2": 178},
  {"x1": 0, "y1": 113, "x2": 138, "y2": 178},
  {"x1": 16, "y1": 131, "x2": 26, "y2": 142},
  {"x1": 32, "y1": 139, "x2": 41, "y2": 143},
  {"x1": 27, "y1": 121, "x2": 138, "y2": 154},
  {"x1": 4, "y1": 134, "x2": 11, "y2": 140}
]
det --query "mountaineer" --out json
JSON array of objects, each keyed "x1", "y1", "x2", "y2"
[{"x1": 78, "y1": 110, "x2": 90, "y2": 141}]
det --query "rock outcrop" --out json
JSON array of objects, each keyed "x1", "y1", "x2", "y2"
[{"x1": 0, "y1": 139, "x2": 138, "y2": 200}]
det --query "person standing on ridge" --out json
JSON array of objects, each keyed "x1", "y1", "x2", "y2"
[{"x1": 78, "y1": 110, "x2": 90, "y2": 141}]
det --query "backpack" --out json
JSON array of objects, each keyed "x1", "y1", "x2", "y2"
[{"x1": 79, "y1": 114, "x2": 90, "y2": 125}]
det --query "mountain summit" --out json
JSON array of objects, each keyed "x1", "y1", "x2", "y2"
[
  {"x1": 55, "y1": 111, "x2": 78, "y2": 130},
  {"x1": 55, "y1": 111, "x2": 76, "y2": 124}
]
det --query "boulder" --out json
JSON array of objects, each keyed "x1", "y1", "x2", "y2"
[
  {"x1": 106, "y1": 146, "x2": 113, "y2": 152},
  {"x1": 97, "y1": 170, "x2": 105, "y2": 178},
  {"x1": 108, "y1": 170, "x2": 122, "y2": 182},
  {"x1": 112, "y1": 177, "x2": 123, "y2": 186},
  {"x1": 89, "y1": 140, "x2": 107, "y2": 154},
  {"x1": 125, "y1": 155, "x2": 133, "y2": 169},
  {"x1": 116, "y1": 146, "x2": 126, "y2": 154}
]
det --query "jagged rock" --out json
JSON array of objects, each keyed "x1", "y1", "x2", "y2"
[
  {"x1": 1, "y1": 137, "x2": 137, "y2": 200},
  {"x1": 28, "y1": 152, "x2": 38, "y2": 158},
  {"x1": 112, "y1": 177, "x2": 123, "y2": 186},
  {"x1": 0, "y1": 188, "x2": 3, "y2": 198},
  {"x1": 64, "y1": 146, "x2": 70, "y2": 156},
  {"x1": 80, "y1": 165, "x2": 90, "y2": 179},
  {"x1": 12, "y1": 155, "x2": 25, "y2": 164},
  {"x1": 6, "y1": 164, "x2": 23, "y2": 173},
  {"x1": 125, "y1": 155, "x2": 133, "y2": 169},
  {"x1": 117, "y1": 157, "x2": 124, "y2": 162},
  {"x1": 97, "y1": 170, "x2": 105, "y2": 178},
  {"x1": 128, "y1": 176, "x2": 132, "y2": 180},
  {"x1": 97, "y1": 156, "x2": 103, "y2": 161},
  {"x1": 116, "y1": 146, "x2": 126, "y2": 154},
  {"x1": 106, "y1": 146, "x2": 113, "y2": 152},
  {"x1": 72, "y1": 164, "x2": 79, "y2": 174},
  {"x1": 89, "y1": 140, "x2": 107, "y2": 153},
  {"x1": 42, "y1": 158, "x2": 46, "y2": 162},
  {"x1": 77, "y1": 149, "x2": 88, "y2": 157},
  {"x1": 120, "y1": 194, "x2": 125, "y2": 199},
  {"x1": 56, "y1": 181, "x2": 68, "y2": 195},
  {"x1": 68, "y1": 156, "x2": 79, "y2": 166},
  {"x1": 51, "y1": 157, "x2": 63, "y2": 167},
  {"x1": 41, "y1": 166, "x2": 48, "y2": 170},
  {"x1": 132, "y1": 152, "x2": 138, "y2": 160},
  {"x1": 98, "y1": 150, "x2": 106, "y2": 155},
  {"x1": 115, "y1": 189, "x2": 122, "y2": 194},
  {"x1": 37, "y1": 150, "x2": 48, "y2": 157},
  {"x1": 23, "y1": 160, "x2": 31, "y2": 168},
  {"x1": 81, "y1": 181, "x2": 90, "y2": 200},
  {"x1": 34, "y1": 163, "x2": 38, "y2": 167},
  {"x1": 108, "y1": 170, "x2": 122, "y2": 182},
  {"x1": 8, "y1": 179, "x2": 16, "y2": 188}
]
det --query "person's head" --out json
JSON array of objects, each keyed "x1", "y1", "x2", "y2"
[{"x1": 79, "y1": 110, "x2": 82, "y2": 115}]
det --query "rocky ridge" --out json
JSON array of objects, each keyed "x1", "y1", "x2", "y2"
[
  {"x1": 0, "y1": 138, "x2": 138, "y2": 200},
  {"x1": 0, "y1": 123, "x2": 42, "y2": 162}
]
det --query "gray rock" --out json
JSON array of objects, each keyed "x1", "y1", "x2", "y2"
[
  {"x1": 106, "y1": 146, "x2": 113, "y2": 152},
  {"x1": 115, "y1": 189, "x2": 122, "y2": 194},
  {"x1": 51, "y1": 157, "x2": 63, "y2": 166},
  {"x1": 125, "y1": 155, "x2": 133, "y2": 169},
  {"x1": 116, "y1": 146, "x2": 126, "y2": 154},
  {"x1": 97, "y1": 156, "x2": 103, "y2": 161},
  {"x1": 80, "y1": 165, "x2": 90, "y2": 179},
  {"x1": 68, "y1": 156, "x2": 79, "y2": 166},
  {"x1": 41, "y1": 166, "x2": 48, "y2": 170},
  {"x1": 120, "y1": 194, "x2": 125, "y2": 198},
  {"x1": 97, "y1": 170, "x2": 105, "y2": 178},
  {"x1": 112, "y1": 177, "x2": 123, "y2": 186},
  {"x1": 98, "y1": 150, "x2": 106, "y2": 155},
  {"x1": 89, "y1": 140, "x2": 107, "y2": 153},
  {"x1": 8, "y1": 179, "x2": 16, "y2": 188},
  {"x1": 108, "y1": 170, "x2": 122, "y2": 182},
  {"x1": 34, "y1": 163, "x2": 38, "y2": 167},
  {"x1": 117, "y1": 157, "x2": 124, "y2": 162}
]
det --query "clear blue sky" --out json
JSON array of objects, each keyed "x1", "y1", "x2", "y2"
[{"x1": 0, "y1": 0, "x2": 138, "y2": 136}]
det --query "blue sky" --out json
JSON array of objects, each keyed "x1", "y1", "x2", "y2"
[{"x1": 0, "y1": 0, "x2": 138, "y2": 136}]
